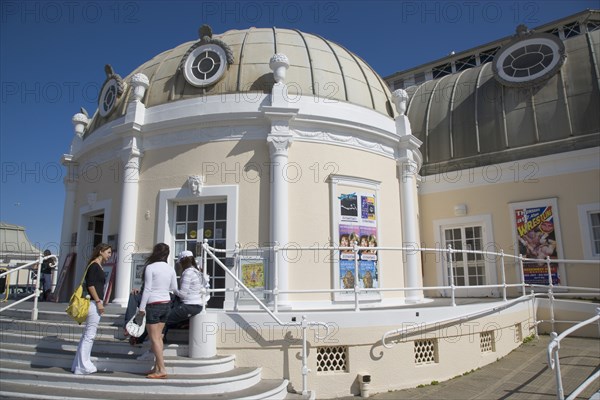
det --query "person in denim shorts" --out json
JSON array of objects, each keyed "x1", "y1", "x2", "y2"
[{"x1": 138, "y1": 243, "x2": 178, "y2": 379}]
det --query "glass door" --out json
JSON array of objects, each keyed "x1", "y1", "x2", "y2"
[
  {"x1": 443, "y1": 225, "x2": 492, "y2": 297},
  {"x1": 174, "y1": 202, "x2": 226, "y2": 308}
]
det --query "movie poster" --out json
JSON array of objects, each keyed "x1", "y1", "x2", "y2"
[
  {"x1": 513, "y1": 203, "x2": 560, "y2": 285},
  {"x1": 338, "y1": 192, "x2": 378, "y2": 291}
]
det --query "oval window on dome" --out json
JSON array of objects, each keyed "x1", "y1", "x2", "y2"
[
  {"x1": 493, "y1": 34, "x2": 565, "y2": 87},
  {"x1": 183, "y1": 44, "x2": 227, "y2": 87},
  {"x1": 98, "y1": 78, "x2": 120, "y2": 117}
]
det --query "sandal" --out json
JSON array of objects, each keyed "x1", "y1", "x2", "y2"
[
  {"x1": 146, "y1": 372, "x2": 167, "y2": 379},
  {"x1": 129, "y1": 336, "x2": 139, "y2": 346}
]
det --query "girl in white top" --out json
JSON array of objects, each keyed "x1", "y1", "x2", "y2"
[{"x1": 138, "y1": 243, "x2": 177, "y2": 379}]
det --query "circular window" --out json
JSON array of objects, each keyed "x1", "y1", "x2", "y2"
[
  {"x1": 99, "y1": 78, "x2": 120, "y2": 117},
  {"x1": 183, "y1": 44, "x2": 227, "y2": 87},
  {"x1": 493, "y1": 34, "x2": 565, "y2": 87}
]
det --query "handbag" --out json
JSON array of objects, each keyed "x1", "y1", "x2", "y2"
[
  {"x1": 126, "y1": 310, "x2": 146, "y2": 337},
  {"x1": 65, "y1": 263, "x2": 92, "y2": 324}
]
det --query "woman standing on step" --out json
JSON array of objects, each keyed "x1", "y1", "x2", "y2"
[
  {"x1": 138, "y1": 243, "x2": 178, "y2": 379},
  {"x1": 71, "y1": 243, "x2": 112, "y2": 375}
]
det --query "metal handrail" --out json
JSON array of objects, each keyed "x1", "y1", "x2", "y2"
[
  {"x1": 201, "y1": 240, "x2": 329, "y2": 396},
  {"x1": 0, "y1": 254, "x2": 58, "y2": 320},
  {"x1": 547, "y1": 307, "x2": 600, "y2": 400}
]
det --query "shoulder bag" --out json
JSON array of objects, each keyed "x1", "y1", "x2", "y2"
[{"x1": 65, "y1": 263, "x2": 93, "y2": 324}]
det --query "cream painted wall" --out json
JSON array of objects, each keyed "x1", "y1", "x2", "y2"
[
  {"x1": 419, "y1": 167, "x2": 600, "y2": 293},
  {"x1": 287, "y1": 141, "x2": 405, "y2": 301}
]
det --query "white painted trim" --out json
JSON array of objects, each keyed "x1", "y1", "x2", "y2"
[
  {"x1": 157, "y1": 184, "x2": 238, "y2": 308},
  {"x1": 329, "y1": 175, "x2": 382, "y2": 302},
  {"x1": 419, "y1": 147, "x2": 600, "y2": 194},
  {"x1": 432, "y1": 214, "x2": 497, "y2": 297},
  {"x1": 577, "y1": 202, "x2": 600, "y2": 260}
]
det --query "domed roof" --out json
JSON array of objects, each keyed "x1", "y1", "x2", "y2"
[
  {"x1": 87, "y1": 26, "x2": 395, "y2": 134},
  {"x1": 405, "y1": 28, "x2": 600, "y2": 174}
]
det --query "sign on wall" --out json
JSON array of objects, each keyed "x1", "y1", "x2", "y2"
[
  {"x1": 338, "y1": 192, "x2": 379, "y2": 292},
  {"x1": 509, "y1": 198, "x2": 564, "y2": 285}
]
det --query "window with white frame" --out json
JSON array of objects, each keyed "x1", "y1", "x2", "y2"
[{"x1": 578, "y1": 203, "x2": 600, "y2": 259}]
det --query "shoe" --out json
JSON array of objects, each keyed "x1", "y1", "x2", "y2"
[
  {"x1": 146, "y1": 372, "x2": 167, "y2": 379},
  {"x1": 129, "y1": 336, "x2": 139, "y2": 346},
  {"x1": 137, "y1": 350, "x2": 155, "y2": 361}
]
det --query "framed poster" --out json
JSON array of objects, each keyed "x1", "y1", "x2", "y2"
[
  {"x1": 509, "y1": 198, "x2": 565, "y2": 286},
  {"x1": 102, "y1": 264, "x2": 115, "y2": 303},
  {"x1": 239, "y1": 257, "x2": 267, "y2": 298},
  {"x1": 53, "y1": 252, "x2": 76, "y2": 302},
  {"x1": 330, "y1": 175, "x2": 381, "y2": 301},
  {"x1": 130, "y1": 253, "x2": 149, "y2": 291}
]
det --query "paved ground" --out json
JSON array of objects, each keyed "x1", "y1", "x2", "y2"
[{"x1": 333, "y1": 335, "x2": 599, "y2": 399}]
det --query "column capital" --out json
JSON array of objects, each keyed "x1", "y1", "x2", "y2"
[{"x1": 267, "y1": 133, "x2": 293, "y2": 157}]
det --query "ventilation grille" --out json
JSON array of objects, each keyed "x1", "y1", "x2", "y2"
[
  {"x1": 414, "y1": 339, "x2": 438, "y2": 365},
  {"x1": 514, "y1": 323, "x2": 523, "y2": 343},
  {"x1": 317, "y1": 346, "x2": 348, "y2": 373},
  {"x1": 480, "y1": 331, "x2": 495, "y2": 353}
]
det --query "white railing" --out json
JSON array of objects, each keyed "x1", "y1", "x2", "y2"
[
  {"x1": 201, "y1": 240, "x2": 329, "y2": 396},
  {"x1": 0, "y1": 254, "x2": 58, "y2": 320},
  {"x1": 547, "y1": 307, "x2": 600, "y2": 400}
]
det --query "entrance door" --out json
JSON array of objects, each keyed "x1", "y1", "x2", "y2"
[
  {"x1": 174, "y1": 202, "x2": 226, "y2": 308},
  {"x1": 442, "y1": 225, "x2": 495, "y2": 297}
]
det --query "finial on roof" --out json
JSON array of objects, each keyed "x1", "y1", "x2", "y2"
[
  {"x1": 516, "y1": 24, "x2": 533, "y2": 37},
  {"x1": 104, "y1": 64, "x2": 115, "y2": 77},
  {"x1": 199, "y1": 24, "x2": 213, "y2": 40}
]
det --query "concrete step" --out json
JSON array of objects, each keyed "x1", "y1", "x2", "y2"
[
  {"x1": 0, "y1": 360, "x2": 270, "y2": 396},
  {"x1": 0, "y1": 365, "x2": 290, "y2": 399},
  {"x1": 0, "y1": 341, "x2": 236, "y2": 375}
]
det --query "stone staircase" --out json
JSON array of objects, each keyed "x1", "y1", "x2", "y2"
[{"x1": 0, "y1": 302, "x2": 308, "y2": 399}]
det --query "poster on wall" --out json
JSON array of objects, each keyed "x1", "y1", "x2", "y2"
[
  {"x1": 337, "y1": 192, "x2": 379, "y2": 292},
  {"x1": 509, "y1": 199, "x2": 564, "y2": 285},
  {"x1": 239, "y1": 258, "x2": 267, "y2": 299}
]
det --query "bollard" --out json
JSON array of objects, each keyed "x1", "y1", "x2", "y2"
[
  {"x1": 189, "y1": 312, "x2": 218, "y2": 358},
  {"x1": 358, "y1": 373, "x2": 371, "y2": 398}
]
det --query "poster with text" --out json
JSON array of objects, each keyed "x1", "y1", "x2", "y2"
[
  {"x1": 514, "y1": 204, "x2": 560, "y2": 285},
  {"x1": 338, "y1": 192, "x2": 378, "y2": 291}
]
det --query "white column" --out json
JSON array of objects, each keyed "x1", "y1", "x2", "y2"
[
  {"x1": 112, "y1": 140, "x2": 142, "y2": 305},
  {"x1": 57, "y1": 155, "x2": 78, "y2": 298},
  {"x1": 398, "y1": 157, "x2": 423, "y2": 302},
  {"x1": 393, "y1": 89, "x2": 424, "y2": 303},
  {"x1": 266, "y1": 131, "x2": 293, "y2": 306}
]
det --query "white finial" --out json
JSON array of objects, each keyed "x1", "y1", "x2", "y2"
[
  {"x1": 72, "y1": 112, "x2": 89, "y2": 138},
  {"x1": 269, "y1": 53, "x2": 290, "y2": 83},
  {"x1": 392, "y1": 89, "x2": 409, "y2": 115},
  {"x1": 130, "y1": 73, "x2": 149, "y2": 102}
]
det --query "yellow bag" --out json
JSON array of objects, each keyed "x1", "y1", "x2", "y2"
[{"x1": 65, "y1": 264, "x2": 92, "y2": 324}]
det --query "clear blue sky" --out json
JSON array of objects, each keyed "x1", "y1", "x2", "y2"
[{"x1": 1, "y1": 0, "x2": 596, "y2": 252}]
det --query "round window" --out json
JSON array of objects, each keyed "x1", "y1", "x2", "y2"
[
  {"x1": 183, "y1": 44, "x2": 227, "y2": 87},
  {"x1": 493, "y1": 34, "x2": 565, "y2": 87},
  {"x1": 99, "y1": 78, "x2": 120, "y2": 117}
]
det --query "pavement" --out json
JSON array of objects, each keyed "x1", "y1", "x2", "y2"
[{"x1": 334, "y1": 335, "x2": 600, "y2": 400}]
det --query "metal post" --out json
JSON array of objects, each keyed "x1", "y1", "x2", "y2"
[
  {"x1": 31, "y1": 253, "x2": 43, "y2": 321},
  {"x1": 353, "y1": 241, "x2": 360, "y2": 312},
  {"x1": 549, "y1": 332, "x2": 565, "y2": 400},
  {"x1": 447, "y1": 245, "x2": 456, "y2": 307},
  {"x1": 531, "y1": 288, "x2": 539, "y2": 338},
  {"x1": 546, "y1": 256, "x2": 555, "y2": 333},
  {"x1": 201, "y1": 239, "x2": 208, "y2": 315},
  {"x1": 233, "y1": 243, "x2": 240, "y2": 312},
  {"x1": 301, "y1": 315, "x2": 309, "y2": 396},
  {"x1": 519, "y1": 254, "x2": 526, "y2": 296},
  {"x1": 500, "y1": 250, "x2": 507, "y2": 301}
]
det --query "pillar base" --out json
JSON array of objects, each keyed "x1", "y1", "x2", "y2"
[{"x1": 189, "y1": 312, "x2": 218, "y2": 358}]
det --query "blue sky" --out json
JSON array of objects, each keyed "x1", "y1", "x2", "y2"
[{"x1": 0, "y1": 0, "x2": 596, "y2": 252}]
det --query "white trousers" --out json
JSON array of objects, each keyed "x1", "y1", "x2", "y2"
[{"x1": 71, "y1": 301, "x2": 101, "y2": 374}]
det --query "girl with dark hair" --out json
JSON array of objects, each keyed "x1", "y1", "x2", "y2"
[
  {"x1": 138, "y1": 243, "x2": 178, "y2": 379},
  {"x1": 71, "y1": 243, "x2": 112, "y2": 375}
]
